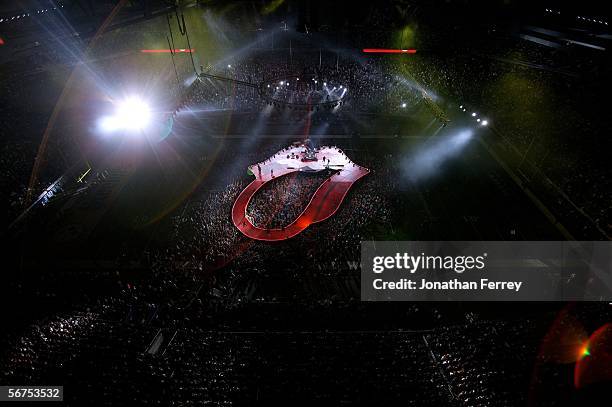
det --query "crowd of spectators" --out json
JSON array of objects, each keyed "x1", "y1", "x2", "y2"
[
  {"x1": 177, "y1": 51, "x2": 425, "y2": 115},
  {"x1": 2, "y1": 7, "x2": 610, "y2": 404},
  {"x1": 246, "y1": 169, "x2": 333, "y2": 229},
  {"x1": 426, "y1": 319, "x2": 543, "y2": 407},
  {"x1": 3, "y1": 302, "x2": 608, "y2": 404}
]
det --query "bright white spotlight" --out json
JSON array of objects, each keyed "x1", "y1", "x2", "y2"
[
  {"x1": 324, "y1": 82, "x2": 327, "y2": 86},
  {"x1": 476, "y1": 118, "x2": 481, "y2": 122},
  {"x1": 481, "y1": 120, "x2": 488, "y2": 126},
  {"x1": 459, "y1": 105, "x2": 463, "y2": 109},
  {"x1": 98, "y1": 116, "x2": 120, "y2": 133},
  {"x1": 98, "y1": 96, "x2": 151, "y2": 134},
  {"x1": 116, "y1": 97, "x2": 151, "y2": 130},
  {"x1": 401, "y1": 102, "x2": 407, "y2": 108},
  {"x1": 227, "y1": 64, "x2": 231, "y2": 68},
  {"x1": 471, "y1": 112, "x2": 477, "y2": 117},
  {"x1": 280, "y1": 81, "x2": 284, "y2": 85}
]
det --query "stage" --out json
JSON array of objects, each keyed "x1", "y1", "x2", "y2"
[{"x1": 232, "y1": 144, "x2": 370, "y2": 241}]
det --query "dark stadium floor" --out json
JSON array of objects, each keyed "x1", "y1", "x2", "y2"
[
  {"x1": 3, "y1": 116, "x2": 565, "y2": 322},
  {"x1": 10, "y1": 117, "x2": 562, "y2": 262}
]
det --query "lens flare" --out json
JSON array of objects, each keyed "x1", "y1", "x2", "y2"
[
  {"x1": 575, "y1": 323, "x2": 612, "y2": 389},
  {"x1": 116, "y1": 97, "x2": 151, "y2": 130},
  {"x1": 97, "y1": 96, "x2": 151, "y2": 134}
]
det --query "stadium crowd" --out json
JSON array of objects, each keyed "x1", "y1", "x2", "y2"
[{"x1": 246, "y1": 169, "x2": 333, "y2": 229}]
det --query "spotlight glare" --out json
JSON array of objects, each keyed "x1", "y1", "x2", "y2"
[
  {"x1": 116, "y1": 97, "x2": 151, "y2": 130},
  {"x1": 481, "y1": 120, "x2": 488, "y2": 126},
  {"x1": 99, "y1": 96, "x2": 151, "y2": 134},
  {"x1": 471, "y1": 112, "x2": 477, "y2": 117},
  {"x1": 98, "y1": 116, "x2": 119, "y2": 133},
  {"x1": 401, "y1": 102, "x2": 407, "y2": 108}
]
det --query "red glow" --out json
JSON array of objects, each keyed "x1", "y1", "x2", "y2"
[
  {"x1": 0, "y1": 37, "x2": 5, "y2": 46},
  {"x1": 363, "y1": 48, "x2": 417, "y2": 54},
  {"x1": 538, "y1": 309, "x2": 588, "y2": 364},
  {"x1": 574, "y1": 323, "x2": 612, "y2": 389},
  {"x1": 141, "y1": 49, "x2": 194, "y2": 53}
]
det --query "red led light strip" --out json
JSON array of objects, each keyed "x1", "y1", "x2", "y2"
[
  {"x1": 141, "y1": 49, "x2": 194, "y2": 53},
  {"x1": 362, "y1": 48, "x2": 417, "y2": 54}
]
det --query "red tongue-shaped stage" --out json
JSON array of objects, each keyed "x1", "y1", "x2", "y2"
[{"x1": 232, "y1": 144, "x2": 370, "y2": 241}]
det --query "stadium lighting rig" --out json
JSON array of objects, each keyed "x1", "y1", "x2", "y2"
[
  {"x1": 459, "y1": 105, "x2": 488, "y2": 126},
  {"x1": 141, "y1": 49, "x2": 194, "y2": 53},
  {"x1": 362, "y1": 48, "x2": 417, "y2": 54}
]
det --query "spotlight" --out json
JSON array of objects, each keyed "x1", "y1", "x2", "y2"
[
  {"x1": 401, "y1": 103, "x2": 407, "y2": 108},
  {"x1": 471, "y1": 112, "x2": 477, "y2": 117},
  {"x1": 324, "y1": 82, "x2": 327, "y2": 86},
  {"x1": 481, "y1": 120, "x2": 488, "y2": 126},
  {"x1": 476, "y1": 118, "x2": 481, "y2": 122},
  {"x1": 459, "y1": 105, "x2": 463, "y2": 109},
  {"x1": 116, "y1": 97, "x2": 151, "y2": 130},
  {"x1": 227, "y1": 64, "x2": 231, "y2": 68},
  {"x1": 98, "y1": 96, "x2": 151, "y2": 133},
  {"x1": 280, "y1": 81, "x2": 284, "y2": 85},
  {"x1": 99, "y1": 116, "x2": 120, "y2": 133}
]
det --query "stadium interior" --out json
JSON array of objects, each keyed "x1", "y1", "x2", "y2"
[{"x1": 0, "y1": 0, "x2": 610, "y2": 405}]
